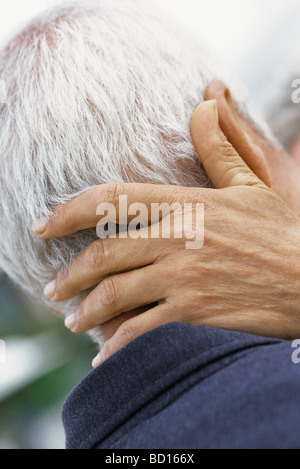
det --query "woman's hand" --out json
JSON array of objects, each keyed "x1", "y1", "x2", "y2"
[{"x1": 33, "y1": 100, "x2": 300, "y2": 366}]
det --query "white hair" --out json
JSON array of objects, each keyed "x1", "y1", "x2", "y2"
[{"x1": 0, "y1": 0, "x2": 274, "y2": 344}]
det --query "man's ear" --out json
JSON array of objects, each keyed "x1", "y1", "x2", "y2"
[{"x1": 204, "y1": 80, "x2": 271, "y2": 187}]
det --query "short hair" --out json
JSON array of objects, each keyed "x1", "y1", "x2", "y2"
[{"x1": 0, "y1": 0, "x2": 274, "y2": 342}]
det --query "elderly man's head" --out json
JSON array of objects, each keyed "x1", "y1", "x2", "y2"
[{"x1": 0, "y1": 0, "x2": 293, "y2": 342}]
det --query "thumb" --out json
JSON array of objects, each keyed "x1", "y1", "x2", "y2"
[{"x1": 190, "y1": 100, "x2": 266, "y2": 189}]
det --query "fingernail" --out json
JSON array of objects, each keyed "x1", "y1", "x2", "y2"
[
  {"x1": 32, "y1": 217, "x2": 48, "y2": 235},
  {"x1": 64, "y1": 313, "x2": 76, "y2": 330},
  {"x1": 43, "y1": 280, "x2": 56, "y2": 300}
]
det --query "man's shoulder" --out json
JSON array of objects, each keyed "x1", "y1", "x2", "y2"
[{"x1": 62, "y1": 323, "x2": 297, "y2": 449}]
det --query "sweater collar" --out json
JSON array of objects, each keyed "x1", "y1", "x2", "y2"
[{"x1": 62, "y1": 322, "x2": 279, "y2": 449}]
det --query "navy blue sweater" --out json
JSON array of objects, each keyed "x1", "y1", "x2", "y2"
[{"x1": 62, "y1": 323, "x2": 300, "y2": 449}]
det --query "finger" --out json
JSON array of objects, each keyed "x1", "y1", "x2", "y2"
[
  {"x1": 64, "y1": 264, "x2": 170, "y2": 332},
  {"x1": 190, "y1": 100, "x2": 266, "y2": 189},
  {"x1": 44, "y1": 234, "x2": 159, "y2": 302},
  {"x1": 100, "y1": 306, "x2": 152, "y2": 342},
  {"x1": 92, "y1": 303, "x2": 173, "y2": 367},
  {"x1": 32, "y1": 182, "x2": 195, "y2": 239},
  {"x1": 204, "y1": 81, "x2": 271, "y2": 187}
]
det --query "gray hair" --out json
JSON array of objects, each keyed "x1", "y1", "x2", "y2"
[{"x1": 0, "y1": 0, "x2": 275, "y2": 343}]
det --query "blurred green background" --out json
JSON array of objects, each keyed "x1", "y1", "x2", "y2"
[{"x1": 0, "y1": 274, "x2": 96, "y2": 449}]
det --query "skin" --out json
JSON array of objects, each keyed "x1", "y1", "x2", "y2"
[
  {"x1": 32, "y1": 81, "x2": 300, "y2": 367},
  {"x1": 290, "y1": 134, "x2": 300, "y2": 167}
]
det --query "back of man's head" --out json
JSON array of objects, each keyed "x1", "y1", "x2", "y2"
[{"x1": 0, "y1": 0, "x2": 273, "y2": 340}]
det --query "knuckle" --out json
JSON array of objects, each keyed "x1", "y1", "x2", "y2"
[
  {"x1": 54, "y1": 266, "x2": 69, "y2": 297},
  {"x1": 220, "y1": 139, "x2": 236, "y2": 161},
  {"x1": 222, "y1": 167, "x2": 246, "y2": 187},
  {"x1": 98, "y1": 277, "x2": 118, "y2": 307},
  {"x1": 173, "y1": 188, "x2": 193, "y2": 205},
  {"x1": 204, "y1": 133, "x2": 224, "y2": 158},
  {"x1": 87, "y1": 239, "x2": 107, "y2": 269},
  {"x1": 54, "y1": 202, "x2": 70, "y2": 228},
  {"x1": 118, "y1": 320, "x2": 135, "y2": 344},
  {"x1": 101, "y1": 182, "x2": 125, "y2": 205},
  {"x1": 76, "y1": 301, "x2": 88, "y2": 325},
  {"x1": 171, "y1": 187, "x2": 211, "y2": 208},
  {"x1": 190, "y1": 187, "x2": 209, "y2": 205},
  {"x1": 100, "y1": 342, "x2": 111, "y2": 362}
]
